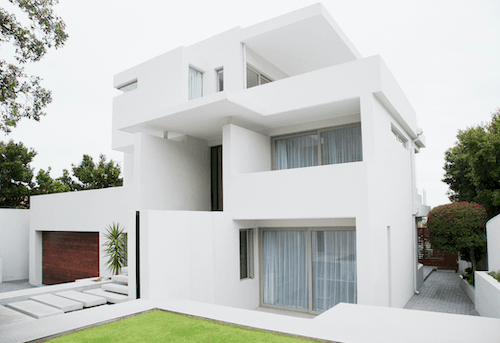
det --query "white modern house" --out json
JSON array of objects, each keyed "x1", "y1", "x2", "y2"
[{"x1": 27, "y1": 3, "x2": 428, "y2": 315}]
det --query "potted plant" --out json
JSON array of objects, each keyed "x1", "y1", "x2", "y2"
[{"x1": 103, "y1": 222, "x2": 127, "y2": 275}]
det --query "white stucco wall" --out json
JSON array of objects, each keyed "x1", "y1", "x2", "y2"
[
  {"x1": 29, "y1": 186, "x2": 135, "y2": 285},
  {"x1": 487, "y1": 214, "x2": 500, "y2": 271},
  {"x1": 134, "y1": 133, "x2": 210, "y2": 211},
  {"x1": 140, "y1": 210, "x2": 260, "y2": 310},
  {"x1": 352, "y1": 94, "x2": 415, "y2": 308},
  {"x1": 0, "y1": 209, "x2": 30, "y2": 281}
]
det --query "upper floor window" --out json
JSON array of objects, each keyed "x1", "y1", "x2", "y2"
[
  {"x1": 189, "y1": 67, "x2": 203, "y2": 100},
  {"x1": 216, "y1": 68, "x2": 224, "y2": 92},
  {"x1": 246, "y1": 66, "x2": 272, "y2": 89},
  {"x1": 273, "y1": 124, "x2": 363, "y2": 170},
  {"x1": 118, "y1": 80, "x2": 137, "y2": 93},
  {"x1": 391, "y1": 125, "x2": 407, "y2": 149}
]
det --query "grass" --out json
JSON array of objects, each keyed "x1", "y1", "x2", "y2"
[{"x1": 46, "y1": 309, "x2": 322, "y2": 343}]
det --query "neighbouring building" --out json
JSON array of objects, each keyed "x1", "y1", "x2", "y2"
[{"x1": 28, "y1": 3, "x2": 428, "y2": 315}]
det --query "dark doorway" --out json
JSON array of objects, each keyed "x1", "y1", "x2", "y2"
[{"x1": 211, "y1": 145, "x2": 223, "y2": 211}]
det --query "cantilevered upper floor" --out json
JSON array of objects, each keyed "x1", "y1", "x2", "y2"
[{"x1": 111, "y1": 3, "x2": 389, "y2": 152}]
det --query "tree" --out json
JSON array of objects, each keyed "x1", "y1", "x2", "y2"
[
  {"x1": 62, "y1": 154, "x2": 123, "y2": 191},
  {"x1": 427, "y1": 202, "x2": 487, "y2": 276},
  {"x1": 0, "y1": 140, "x2": 36, "y2": 208},
  {"x1": 443, "y1": 110, "x2": 500, "y2": 217},
  {"x1": 0, "y1": 0, "x2": 68, "y2": 133},
  {"x1": 33, "y1": 167, "x2": 69, "y2": 194}
]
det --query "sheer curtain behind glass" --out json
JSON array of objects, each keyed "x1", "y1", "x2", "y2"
[
  {"x1": 321, "y1": 126, "x2": 362, "y2": 165},
  {"x1": 275, "y1": 134, "x2": 318, "y2": 170},
  {"x1": 312, "y1": 230, "x2": 357, "y2": 312},
  {"x1": 188, "y1": 67, "x2": 203, "y2": 100},
  {"x1": 262, "y1": 231, "x2": 308, "y2": 310}
]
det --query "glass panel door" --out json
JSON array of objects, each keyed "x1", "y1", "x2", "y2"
[
  {"x1": 311, "y1": 230, "x2": 357, "y2": 312},
  {"x1": 262, "y1": 230, "x2": 308, "y2": 310}
]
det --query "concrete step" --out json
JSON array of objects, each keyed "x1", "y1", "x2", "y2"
[
  {"x1": 30, "y1": 293, "x2": 83, "y2": 312},
  {"x1": 84, "y1": 289, "x2": 128, "y2": 304},
  {"x1": 5, "y1": 300, "x2": 63, "y2": 319},
  {"x1": 101, "y1": 283, "x2": 128, "y2": 295},
  {"x1": 0, "y1": 304, "x2": 36, "y2": 325},
  {"x1": 111, "y1": 275, "x2": 128, "y2": 285},
  {"x1": 54, "y1": 290, "x2": 106, "y2": 308}
]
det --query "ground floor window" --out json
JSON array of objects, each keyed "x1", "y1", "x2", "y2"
[
  {"x1": 240, "y1": 229, "x2": 254, "y2": 279},
  {"x1": 261, "y1": 228, "x2": 357, "y2": 313}
]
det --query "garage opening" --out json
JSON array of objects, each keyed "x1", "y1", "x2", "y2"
[{"x1": 42, "y1": 231, "x2": 99, "y2": 285}]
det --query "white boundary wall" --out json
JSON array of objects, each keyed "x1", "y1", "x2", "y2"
[
  {"x1": 487, "y1": 214, "x2": 500, "y2": 271},
  {"x1": 29, "y1": 186, "x2": 135, "y2": 285},
  {"x1": 475, "y1": 271, "x2": 500, "y2": 318},
  {"x1": 0, "y1": 209, "x2": 30, "y2": 281}
]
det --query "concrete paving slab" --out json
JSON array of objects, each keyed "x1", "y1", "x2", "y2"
[
  {"x1": 55, "y1": 290, "x2": 106, "y2": 307},
  {"x1": 84, "y1": 288, "x2": 128, "y2": 303},
  {"x1": 0, "y1": 301, "x2": 151, "y2": 343},
  {"x1": 31, "y1": 293, "x2": 83, "y2": 312},
  {"x1": 101, "y1": 283, "x2": 128, "y2": 295},
  {"x1": 5, "y1": 300, "x2": 63, "y2": 319},
  {"x1": 111, "y1": 275, "x2": 128, "y2": 284},
  {"x1": 0, "y1": 304, "x2": 36, "y2": 325}
]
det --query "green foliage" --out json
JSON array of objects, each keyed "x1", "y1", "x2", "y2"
[
  {"x1": 443, "y1": 110, "x2": 500, "y2": 217},
  {"x1": 427, "y1": 202, "x2": 487, "y2": 274},
  {"x1": 64, "y1": 154, "x2": 123, "y2": 191},
  {"x1": 464, "y1": 267, "x2": 474, "y2": 285},
  {"x1": 488, "y1": 270, "x2": 500, "y2": 283},
  {"x1": 102, "y1": 223, "x2": 127, "y2": 276},
  {"x1": 0, "y1": 140, "x2": 36, "y2": 208},
  {"x1": 0, "y1": 0, "x2": 68, "y2": 133},
  {"x1": 33, "y1": 167, "x2": 69, "y2": 194}
]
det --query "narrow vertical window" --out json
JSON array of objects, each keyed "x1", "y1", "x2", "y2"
[
  {"x1": 240, "y1": 229, "x2": 253, "y2": 279},
  {"x1": 216, "y1": 68, "x2": 224, "y2": 92},
  {"x1": 188, "y1": 67, "x2": 203, "y2": 100}
]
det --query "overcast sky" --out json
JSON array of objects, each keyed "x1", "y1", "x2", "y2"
[{"x1": 3, "y1": 0, "x2": 499, "y2": 209}]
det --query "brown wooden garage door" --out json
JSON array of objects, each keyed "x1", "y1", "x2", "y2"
[{"x1": 42, "y1": 231, "x2": 99, "y2": 285}]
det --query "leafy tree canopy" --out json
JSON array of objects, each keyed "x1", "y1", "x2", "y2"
[
  {"x1": 0, "y1": 0, "x2": 68, "y2": 133},
  {"x1": 33, "y1": 167, "x2": 69, "y2": 194},
  {"x1": 0, "y1": 140, "x2": 122, "y2": 207},
  {"x1": 427, "y1": 202, "x2": 487, "y2": 274},
  {"x1": 63, "y1": 154, "x2": 123, "y2": 191},
  {"x1": 443, "y1": 110, "x2": 500, "y2": 217},
  {"x1": 0, "y1": 139, "x2": 36, "y2": 208}
]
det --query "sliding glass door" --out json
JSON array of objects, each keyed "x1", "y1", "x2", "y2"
[
  {"x1": 261, "y1": 228, "x2": 357, "y2": 313},
  {"x1": 262, "y1": 230, "x2": 309, "y2": 309}
]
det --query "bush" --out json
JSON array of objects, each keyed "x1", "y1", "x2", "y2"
[
  {"x1": 427, "y1": 202, "x2": 487, "y2": 274},
  {"x1": 488, "y1": 271, "x2": 500, "y2": 283}
]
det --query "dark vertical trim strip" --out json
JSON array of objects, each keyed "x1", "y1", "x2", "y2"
[{"x1": 136, "y1": 211, "x2": 140, "y2": 299}]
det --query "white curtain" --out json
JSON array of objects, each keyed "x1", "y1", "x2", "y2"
[
  {"x1": 262, "y1": 231, "x2": 309, "y2": 310},
  {"x1": 275, "y1": 134, "x2": 318, "y2": 170},
  {"x1": 312, "y1": 230, "x2": 357, "y2": 311},
  {"x1": 188, "y1": 67, "x2": 203, "y2": 100},
  {"x1": 321, "y1": 126, "x2": 362, "y2": 165}
]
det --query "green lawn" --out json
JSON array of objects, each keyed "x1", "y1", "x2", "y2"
[{"x1": 47, "y1": 309, "x2": 321, "y2": 342}]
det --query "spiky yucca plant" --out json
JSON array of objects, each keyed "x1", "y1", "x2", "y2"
[{"x1": 103, "y1": 223, "x2": 127, "y2": 275}]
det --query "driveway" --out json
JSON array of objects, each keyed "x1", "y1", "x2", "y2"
[{"x1": 404, "y1": 270, "x2": 478, "y2": 316}]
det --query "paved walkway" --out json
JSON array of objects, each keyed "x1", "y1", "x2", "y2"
[
  {"x1": 404, "y1": 270, "x2": 479, "y2": 316},
  {"x1": 0, "y1": 280, "x2": 44, "y2": 293}
]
